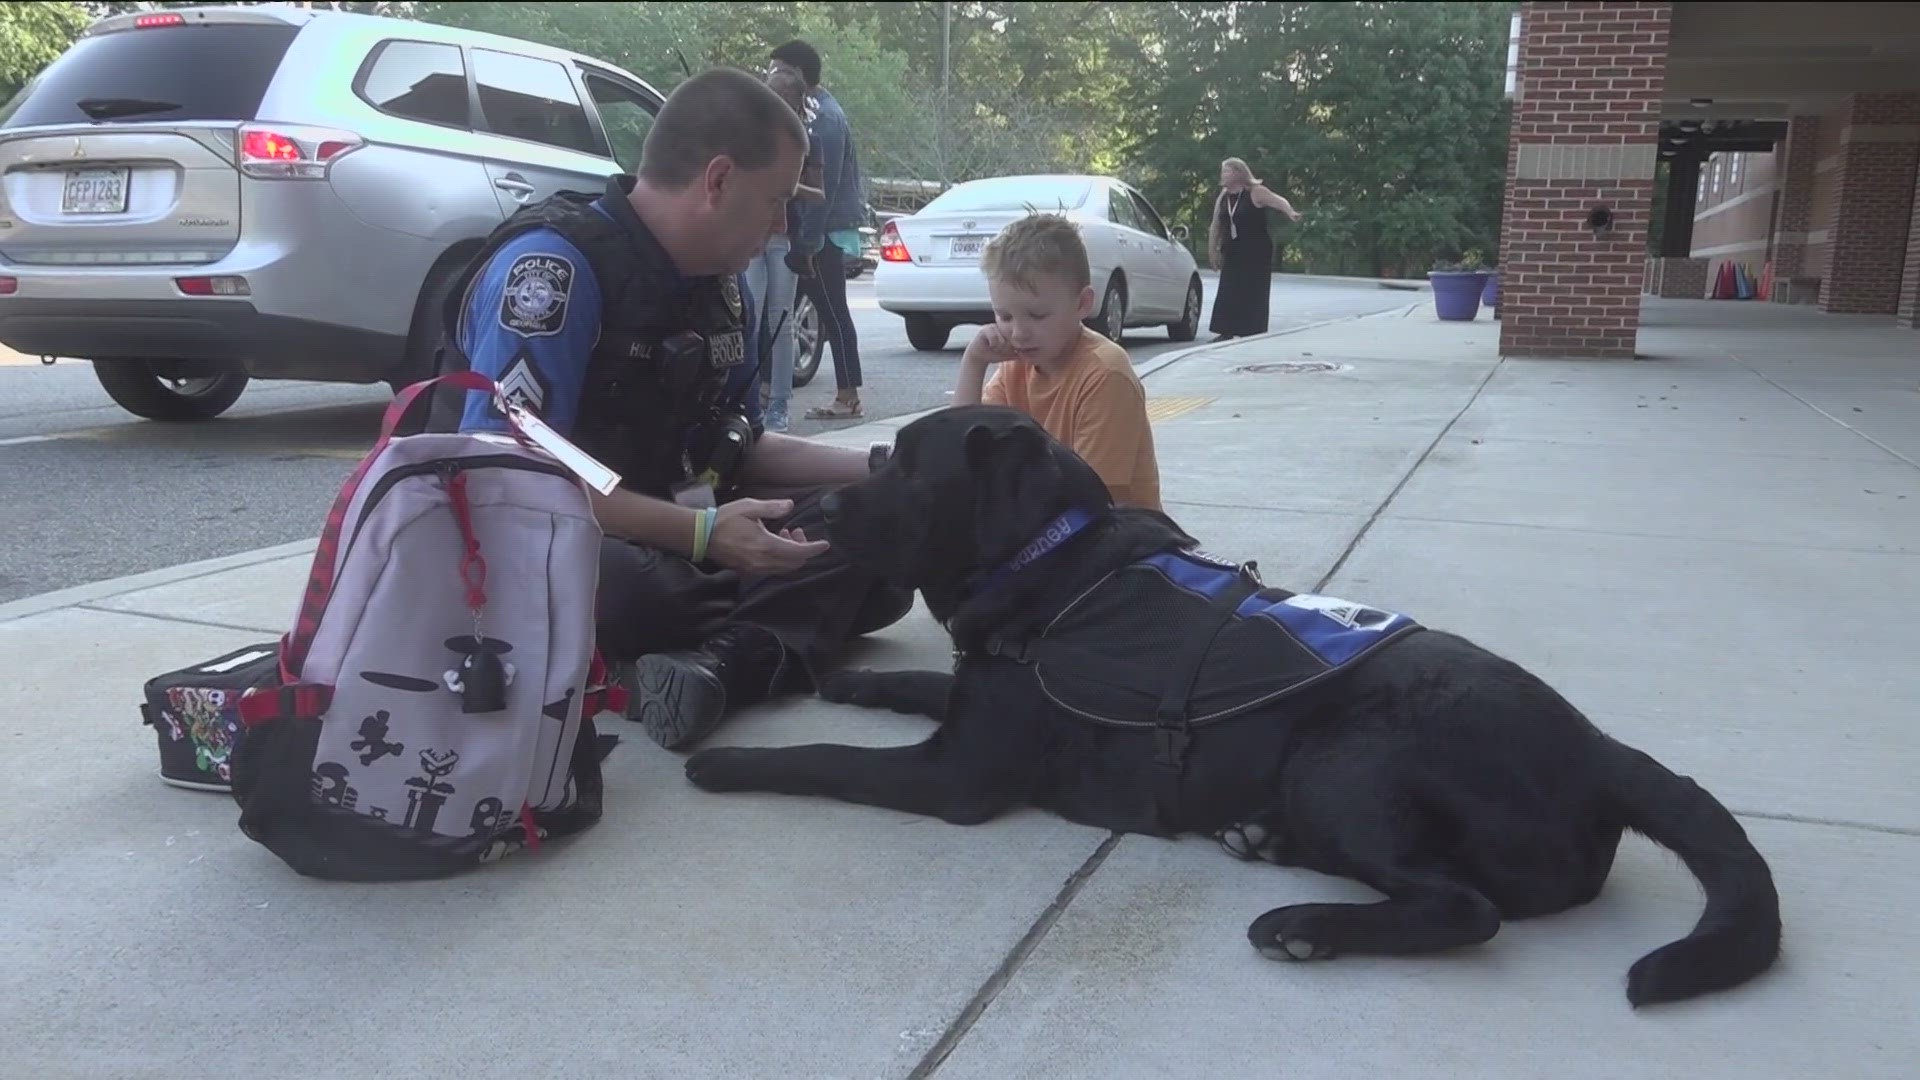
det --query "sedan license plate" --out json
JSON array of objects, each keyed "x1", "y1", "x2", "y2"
[
  {"x1": 949, "y1": 234, "x2": 985, "y2": 259},
  {"x1": 62, "y1": 168, "x2": 130, "y2": 215}
]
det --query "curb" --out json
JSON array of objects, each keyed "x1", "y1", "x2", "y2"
[
  {"x1": 0, "y1": 539, "x2": 317, "y2": 626},
  {"x1": 0, "y1": 305, "x2": 1417, "y2": 624}
]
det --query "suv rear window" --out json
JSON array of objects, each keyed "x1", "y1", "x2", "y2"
[{"x1": 0, "y1": 23, "x2": 300, "y2": 129}]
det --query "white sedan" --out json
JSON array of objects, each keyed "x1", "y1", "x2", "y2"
[{"x1": 874, "y1": 174, "x2": 1205, "y2": 352}]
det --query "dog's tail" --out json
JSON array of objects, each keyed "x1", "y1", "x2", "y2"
[{"x1": 1597, "y1": 738, "x2": 1781, "y2": 1008}]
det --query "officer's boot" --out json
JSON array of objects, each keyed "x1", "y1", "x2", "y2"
[{"x1": 620, "y1": 624, "x2": 788, "y2": 751}]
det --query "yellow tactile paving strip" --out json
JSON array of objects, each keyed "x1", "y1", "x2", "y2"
[{"x1": 1144, "y1": 396, "x2": 1213, "y2": 423}]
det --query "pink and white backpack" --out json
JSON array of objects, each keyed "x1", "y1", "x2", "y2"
[{"x1": 229, "y1": 372, "x2": 626, "y2": 880}]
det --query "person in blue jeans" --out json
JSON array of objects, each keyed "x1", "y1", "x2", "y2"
[
  {"x1": 771, "y1": 39, "x2": 866, "y2": 421},
  {"x1": 742, "y1": 67, "x2": 823, "y2": 432}
]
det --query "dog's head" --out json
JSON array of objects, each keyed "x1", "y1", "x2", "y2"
[{"x1": 821, "y1": 405, "x2": 1113, "y2": 591}]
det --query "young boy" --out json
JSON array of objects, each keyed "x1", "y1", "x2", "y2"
[{"x1": 953, "y1": 213, "x2": 1163, "y2": 513}]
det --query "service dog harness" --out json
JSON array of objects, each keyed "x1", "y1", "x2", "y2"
[{"x1": 959, "y1": 510, "x2": 1424, "y2": 825}]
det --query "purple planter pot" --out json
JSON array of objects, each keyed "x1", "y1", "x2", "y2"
[{"x1": 1428, "y1": 271, "x2": 1488, "y2": 321}]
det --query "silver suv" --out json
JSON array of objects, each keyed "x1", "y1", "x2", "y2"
[{"x1": 0, "y1": 5, "x2": 667, "y2": 420}]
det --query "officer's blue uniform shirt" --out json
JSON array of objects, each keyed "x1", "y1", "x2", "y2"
[
  {"x1": 456, "y1": 223, "x2": 603, "y2": 439},
  {"x1": 457, "y1": 197, "x2": 763, "y2": 440}
]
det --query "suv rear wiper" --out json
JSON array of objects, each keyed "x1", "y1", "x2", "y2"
[{"x1": 76, "y1": 97, "x2": 182, "y2": 121}]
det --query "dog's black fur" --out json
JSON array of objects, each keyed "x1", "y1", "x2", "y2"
[{"x1": 685, "y1": 406, "x2": 1782, "y2": 1008}]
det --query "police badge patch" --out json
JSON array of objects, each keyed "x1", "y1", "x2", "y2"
[
  {"x1": 500, "y1": 253, "x2": 574, "y2": 337},
  {"x1": 720, "y1": 276, "x2": 743, "y2": 319}
]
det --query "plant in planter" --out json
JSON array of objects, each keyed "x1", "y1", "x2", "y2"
[{"x1": 1428, "y1": 253, "x2": 1491, "y2": 322}]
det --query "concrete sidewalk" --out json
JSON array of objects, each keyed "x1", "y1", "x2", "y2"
[{"x1": 4, "y1": 298, "x2": 1916, "y2": 1078}]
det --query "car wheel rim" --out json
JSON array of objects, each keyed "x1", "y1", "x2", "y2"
[
  {"x1": 1106, "y1": 289, "x2": 1123, "y2": 339},
  {"x1": 160, "y1": 375, "x2": 225, "y2": 398},
  {"x1": 796, "y1": 299, "x2": 820, "y2": 356},
  {"x1": 1186, "y1": 287, "x2": 1200, "y2": 326}
]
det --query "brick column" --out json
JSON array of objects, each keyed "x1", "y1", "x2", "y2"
[
  {"x1": 1901, "y1": 171, "x2": 1920, "y2": 327},
  {"x1": 1499, "y1": 2, "x2": 1670, "y2": 359},
  {"x1": 1769, "y1": 115, "x2": 1821, "y2": 302},
  {"x1": 1822, "y1": 93, "x2": 1920, "y2": 315}
]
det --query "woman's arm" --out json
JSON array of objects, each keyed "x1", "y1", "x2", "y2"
[{"x1": 1252, "y1": 185, "x2": 1303, "y2": 221}]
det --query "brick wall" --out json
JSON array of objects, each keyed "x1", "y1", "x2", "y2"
[
  {"x1": 1769, "y1": 115, "x2": 1822, "y2": 301},
  {"x1": 1499, "y1": 1, "x2": 1670, "y2": 359},
  {"x1": 1806, "y1": 117, "x2": 1847, "y2": 285},
  {"x1": 1690, "y1": 149, "x2": 1780, "y2": 288},
  {"x1": 1901, "y1": 169, "x2": 1920, "y2": 326},
  {"x1": 1822, "y1": 92, "x2": 1920, "y2": 315}
]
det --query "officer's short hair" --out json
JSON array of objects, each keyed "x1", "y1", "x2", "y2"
[
  {"x1": 769, "y1": 40, "x2": 823, "y2": 87},
  {"x1": 639, "y1": 68, "x2": 808, "y2": 189},
  {"x1": 982, "y1": 213, "x2": 1093, "y2": 294}
]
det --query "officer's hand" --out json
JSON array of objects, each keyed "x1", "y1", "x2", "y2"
[
  {"x1": 708, "y1": 498, "x2": 830, "y2": 575},
  {"x1": 784, "y1": 250, "x2": 815, "y2": 278}
]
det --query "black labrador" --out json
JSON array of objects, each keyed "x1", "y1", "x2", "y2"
[{"x1": 686, "y1": 406, "x2": 1782, "y2": 1008}]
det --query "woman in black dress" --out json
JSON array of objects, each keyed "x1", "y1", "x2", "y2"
[{"x1": 1207, "y1": 157, "x2": 1303, "y2": 340}]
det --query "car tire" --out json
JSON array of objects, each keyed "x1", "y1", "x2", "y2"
[
  {"x1": 791, "y1": 291, "x2": 824, "y2": 389},
  {"x1": 905, "y1": 314, "x2": 951, "y2": 352},
  {"x1": 92, "y1": 360, "x2": 248, "y2": 421},
  {"x1": 1088, "y1": 275, "x2": 1127, "y2": 343},
  {"x1": 1168, "y1": 276, "x2": 1203, "y2": 342}
]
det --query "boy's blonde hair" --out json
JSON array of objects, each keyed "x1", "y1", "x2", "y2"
[{"x1": 981, "y1": 212, "x2": 1092, "y2": 294}]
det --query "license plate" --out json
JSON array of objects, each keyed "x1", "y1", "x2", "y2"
[
  {"x1": 62, "y1": 168, "x2": 130, "y2": 215},
  {"x1": 949, "y1": 234, "x2": 985, "y2": 259}
]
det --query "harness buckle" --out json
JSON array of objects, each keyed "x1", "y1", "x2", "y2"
[
  {"x1": 982, "y1": 634, "x2": 1029, "y2": 663},
  {"x1": 1154, "y1": 724, "x2": 1191, "y2": 768}
]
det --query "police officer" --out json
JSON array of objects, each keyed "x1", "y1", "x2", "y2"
[{"x1": 436, "y1": 68, "x2": 912, "y2": 751}]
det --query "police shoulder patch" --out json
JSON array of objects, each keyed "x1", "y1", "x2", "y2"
[{"x1": 499, "y1": 251, "x2": 574, "y2": 337}]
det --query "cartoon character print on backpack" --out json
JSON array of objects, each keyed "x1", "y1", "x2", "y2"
[
  {"x1": 402, "y1": 749, "x2": 461, "y2": 832},
  {"x1": 350, "y1": 711, "x2": 405, "y2": 766}
]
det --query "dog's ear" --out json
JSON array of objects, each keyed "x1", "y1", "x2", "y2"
[{"x1": 966, "y1": 421, "x2": 1065, "y2": 562}]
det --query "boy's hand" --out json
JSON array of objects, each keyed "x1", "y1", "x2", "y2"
[{"x1": 962, "y1": 324, "x2": 1020, "y2": 367}]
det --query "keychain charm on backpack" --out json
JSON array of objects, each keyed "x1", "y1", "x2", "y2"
[{"x1": 444, "y1": 636, "x2": 515, "y2": 714}]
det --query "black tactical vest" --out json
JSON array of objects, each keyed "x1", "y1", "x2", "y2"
[{"x1": 438, "y1": 175, "x2": 751, "y2": 500}]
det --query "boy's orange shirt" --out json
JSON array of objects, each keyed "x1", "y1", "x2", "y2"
[{"x1": 983, "y1": 326, "x2": 1163, "y2": 513}]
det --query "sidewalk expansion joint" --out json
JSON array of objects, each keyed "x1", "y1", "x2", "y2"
[
  {"x1": 1312, "y1": 357, "x2": 1506, "y2": 592},
  {"x1": 1728, "y1": 350, "x2": 1920, "y2": 472},
  {"x1": 907, "y1": 833, "x2": 1123, "y2": 1080},
  {"x1": 1737, "y1": 809, "x2": 1920, "y2": 839},
  {"x1": 73, "y1": 603, "x2": 280, "y2": 638}
]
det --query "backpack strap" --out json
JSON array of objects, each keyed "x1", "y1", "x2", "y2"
[
  {"x1": 279, "y1": 371, "x2": 498, "y2": 682},
  {"x1": 236, "y1": 683, "x2": 334, "y2": 728}
]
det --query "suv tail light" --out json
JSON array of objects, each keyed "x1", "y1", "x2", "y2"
[
  {"x1": 238, "y1": 124, "x2": 363, "y2": 180},
  {"x1": 134, "y1": 13, "x2": 187, "y2": 28},
  {"x1": 0, "y1": 277, "x2": 17, "y2": 296},
  {"x1": 879, "y1": 221, "x2": 911, "y2": 263},
  {"x1": 176, "y1": 276, "x2": 251, "y2": 297}
]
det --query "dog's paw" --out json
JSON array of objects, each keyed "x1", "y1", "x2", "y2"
[
  {"x1": 816, "y1": 669, "x2": 879, "y2": 707},
  {"x1": 684, "y1": 748, "x2": 758, "y2": 793},
  {"x1": 1217, "y1": 816, "x2": 1291, "y2": 865},
  {"x1": 1248, "y1": 905, "x2": 1339, "y2": 962}
]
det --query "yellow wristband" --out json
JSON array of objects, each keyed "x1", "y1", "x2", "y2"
[{"x1": 692, "y1": 506, "x2": 716, "y2": 563}]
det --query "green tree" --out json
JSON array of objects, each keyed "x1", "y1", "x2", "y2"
[
  {"x1": 0, "y1": 0, "x2": 89, "y2": 101},
  {"x1": 1124, "y1": 1, "x2": 1512, "y2": 276}
]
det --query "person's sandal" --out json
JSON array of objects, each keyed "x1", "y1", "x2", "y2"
[{"x1": 805, "y1": 399, "x2": 863, "y2": 420}]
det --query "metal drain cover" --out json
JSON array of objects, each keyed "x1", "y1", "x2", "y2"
[{"x1": 1233, "y1": 360, "x2": 1338, "y2": 374}]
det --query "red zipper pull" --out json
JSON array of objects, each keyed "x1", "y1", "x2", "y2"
[{"x1": 519, "y1": 802, "x2": 542, "y2": 853}]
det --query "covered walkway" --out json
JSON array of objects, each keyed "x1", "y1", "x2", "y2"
[{"x1": 1502, "y1": 1, "x2": 1920, "y2": 358}]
